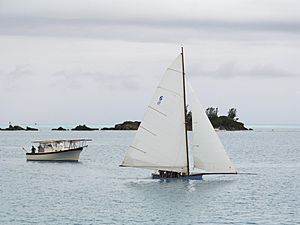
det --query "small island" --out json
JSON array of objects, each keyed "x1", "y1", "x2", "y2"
[
  {"x1": 52, "y1": 126, "x2": 68, "y2": 131},
  {"x1": 0, "y1": 125, "x2": 39, "y2": 131},
  {"x1": 186, "y1": 107, "x2": 248, "y2": 131},
  {"x1": 71, "y1": 124, "x2": 99, "y2": 131},
  {"x1": 0, "y1": 125, "x2": 25, "y2": 131},
  {"x1": 101, "y1": 121, "x2": 141, "y2": 130},
  {"x1": 26, "y1": 126, "x2": 38, "y2": 131},
  {"x1": 101, "y1": 108, "x2": 248, "y2": 131}
]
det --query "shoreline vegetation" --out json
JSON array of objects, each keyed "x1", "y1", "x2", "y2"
[
  {"x1": 0, "y1": 125, "x2": 38, "y2": 131},
  {"x1": 71, "y1": 124, "x2": 99, "y2": 131},
  {"x1": 102, "y1": 108, "x2": 249, "y2": 131},
  {"x1": 101, "y1": 121, "x2": 141, "y2": 131},
  {"x1": 52, "y1": 126, "x2": 68, "y2": 131},
  {"x1": 0, "y1": 108, "x2": 250, "y2": 131},
  {"x1": 186, "y1": 107, "x2": 249, "y2": 131},
  {"x1": 0, "y1": 124, "x2": 99, "y2": 131}
]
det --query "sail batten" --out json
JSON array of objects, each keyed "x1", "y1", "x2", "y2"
[
  {"x1": 129, "y1": 145, "x2": 146, "y2": 153},
  {"x1": 158, "y1": 86, "x2": 182, "y2": 97},
  {"x1": 139, "y1": 126, "x2": 157, "y2": 136},
  {"x1": 167, "y1": 68, "x2": 182, "y2": 73},
  {"x1": 147, "y1": 106, "x2": 167, "y2": 117}
]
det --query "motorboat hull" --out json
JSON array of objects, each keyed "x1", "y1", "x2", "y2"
[{"x1": 26, "y1": 147, "x2": 83, "y2": 161}]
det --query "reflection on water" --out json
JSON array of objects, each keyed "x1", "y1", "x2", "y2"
[{"x1": 125, "y1": 177, "x2": 236, "y2": 193}]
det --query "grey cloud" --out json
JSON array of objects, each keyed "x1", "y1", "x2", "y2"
[
  {"x1": 2, "y1": 15, "x2": 300, "y2": 31},
  {"x1": 1, "y1": 15, "x2": 300, "y2": 41},
  {"x1": 53, "y1": 69, "x2": 137, "y2": 81},
  {"x1": 0, "y1": 65, "x2": 35, "y2": 90},
  {"x1": 8, "y1": 65, "x2": 34, "y2": 78},
  {"x1": 0, "y1": 65, "x2": 34, "y2": 78},
  {"x1": 191, "y1": 62, "x2": 298, "y2": 79},
  {"x1": 120, "y1": 79, "x2": 141, "y2": 90},
  {"x1": 0, "y1": 65, "x2": 35, "y2": 80},
  {"x1": 249, "y1": 65, "x2": 298, "y2": 78},
  {"x1": 51, "y1": 69, "x2": 142, "y2": 90}
]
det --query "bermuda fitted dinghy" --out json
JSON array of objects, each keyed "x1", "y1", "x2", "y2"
[
  {"x1": 25, "y1": 139, "x2": 92, "y2": 161},
  {"x1": 120, "y1": 48, "x2": 237, "y2": 180}
]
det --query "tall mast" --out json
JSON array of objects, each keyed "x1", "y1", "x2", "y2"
[{"x1": 181, "y1": 47, "x2": 190, "y2": 175}]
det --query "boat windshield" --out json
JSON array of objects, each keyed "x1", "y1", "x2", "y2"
[{"x1": 33, "y1": 139, "x2": 92, "y2": 153}]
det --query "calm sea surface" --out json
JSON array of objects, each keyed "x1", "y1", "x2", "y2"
[{"x1": 0, "y1": 126, "x2": 299, "y2": 224}]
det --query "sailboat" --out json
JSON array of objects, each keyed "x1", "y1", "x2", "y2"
[{"x1": 120, "y1": 48, "x2": 237, "y2": 180}]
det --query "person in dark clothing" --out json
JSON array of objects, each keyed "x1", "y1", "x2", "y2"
[
  {"x1": 31, "y1": 146, "x2": 36, "y2": 154},
  {"x1": 159, "y1": 170, "x2": 164, "y2": 177}
]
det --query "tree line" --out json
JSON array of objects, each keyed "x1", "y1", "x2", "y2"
[
  {"x1": 186, "y1": 107, "x2": 247, "y2": 130},
  {"x1": 205, "y1": 107, "x2": 238, "y2": 120}
]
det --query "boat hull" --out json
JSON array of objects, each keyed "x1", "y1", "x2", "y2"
[
  {"x1": 152, "y1": 173, "x2": 203, "y2": 180},
  {"x1": 26, "y1": 147, "x2": 83, "y2": 161}
]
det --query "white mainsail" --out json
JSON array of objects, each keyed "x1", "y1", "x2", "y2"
[
  {"x1": 191, "y1": 87, "x2": 237, "y2": 173},
  {"x1": 120, "y1": 55, "x2": 188, "y2": 173}
]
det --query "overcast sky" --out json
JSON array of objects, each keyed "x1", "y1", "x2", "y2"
[{"x1": 0, "y1": 0, "x2": 299, "y2": 126}]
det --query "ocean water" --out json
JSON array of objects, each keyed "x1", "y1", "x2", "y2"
[{"x1": 0, "y1": 127, "x2": 299, "y2": 224}]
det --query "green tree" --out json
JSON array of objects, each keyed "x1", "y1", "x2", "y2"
[
  {"x1": 228, "y1": 108, "x2": 237, "y2": 119},
  {"x1": 205, "y1": 107, "x2": 218, "y2": 118},
  {"x1": 185, "y1": 110, "x2": 192, "y2": 131}
]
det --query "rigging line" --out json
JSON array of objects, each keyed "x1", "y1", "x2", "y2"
[
  {"x1": 157, "y1": 86, "x2": 183, "y2": 97},
  {"x1": 129, "y1": 145, "x2": 146, "y2": 154},
  {"x1": 140, "y1": 125, "x2": 157, "y2": 136},
  {"x1": 148, "y1": 106, "x2": 167, "y2": 117}
]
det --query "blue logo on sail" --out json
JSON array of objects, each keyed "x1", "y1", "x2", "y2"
[{"x1": 157, "y1": 96, "x2": 164, "y2": 105}]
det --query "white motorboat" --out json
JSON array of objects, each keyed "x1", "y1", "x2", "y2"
[{"x1": 25, "y1": 139, "x2": 92, "y2": 161}]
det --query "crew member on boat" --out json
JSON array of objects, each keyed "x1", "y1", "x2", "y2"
[
  {"x1": 31, "y1": 146, "x2": 36, "y2": 154},
  {"x1": 38, "y1": 144, "x2": 43, "y2": 153},
  {"x1": 158, "y1": 170, "x2": 180, "y2": 178}
]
